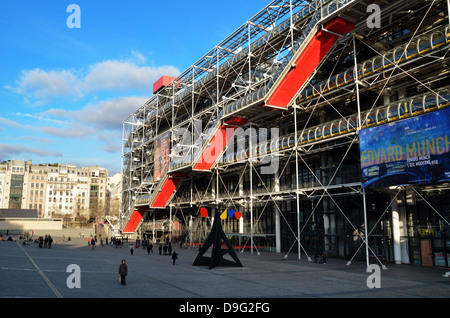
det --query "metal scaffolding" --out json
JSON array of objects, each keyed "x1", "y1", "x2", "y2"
[{"x1": 121, "y1": 0, "x2": 450, "y2": 267}]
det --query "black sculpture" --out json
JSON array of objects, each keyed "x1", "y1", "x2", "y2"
[{"x1": 192, "y1": 210, "x2": 243, "y2": 269}]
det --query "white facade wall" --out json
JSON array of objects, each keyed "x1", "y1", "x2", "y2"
[
  {"x1": 0, "y1": 218, "x2": 63, "y2": 231},
  {"x1": 0, "y1": 160, "x2": 119, "y2": 221}
]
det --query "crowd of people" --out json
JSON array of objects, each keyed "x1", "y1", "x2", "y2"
[
  {"x1": 36, "y1": 234, "x2": 53, "y2": 248},
  {"x1": 2, "y1": 229, "x2": 183, "y2": 287},
  {"x1": 19, "y1": 233, "x2": 54, "y2": 248}
]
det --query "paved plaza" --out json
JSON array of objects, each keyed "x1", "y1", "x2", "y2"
[{"x1": 1, "y1": 236, "x2": 450, "y2": 301}]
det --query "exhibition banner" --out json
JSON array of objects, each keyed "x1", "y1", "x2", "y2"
[
  {"x1": 360, "y1": 108, "x2": 450, "y2": 189},
  {"x1": 154, "y1": 131, "x2": 171, "y2": 181}
]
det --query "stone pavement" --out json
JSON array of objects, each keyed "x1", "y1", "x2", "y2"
[{"x1": 1, "y1": 236, "x2": 450, "y2": 301}]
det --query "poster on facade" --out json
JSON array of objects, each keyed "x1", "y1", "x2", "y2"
[
  {"x1": 360, "y1": 108, "x2": 450, "y2": 189},
  {"x1": 154, "y1": 131, "x2": 171, "y2": 181}
]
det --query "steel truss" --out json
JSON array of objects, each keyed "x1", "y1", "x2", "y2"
[{"x1": 122, "y1": 0, "x2": 450, "y2": 268}]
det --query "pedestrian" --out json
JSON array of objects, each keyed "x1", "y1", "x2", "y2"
[
  {"x1": 149, "y1": 242, "x2": 153, "y2": 253},
  {"x1": 172, "y1": 251, "x2": 178, "y2": 265},
  {"x1": 146, "y1": 243, "x2": 151, "y2": 255},
  {"x1": 322, "y1": 251, "x2": 327, "y2": 264},
  {"x1": 91, "y1": 238, "x2": 96, "y2": 250},
  {"x1": 168, "y1": 243, "x2": 172, "y2": 255},
  {"x1": 159, "y1": 244, "x2": 162, "y2": 255},
  {"x1": 48, "y1": 235, "x2": 53, "y2": 249},
  {"x1": 118, "y1": 259, "x2": 128, "y2": 285},
  {"x1": 130, "y1": 244, "x2": 134, "y2": 255},
  {"x1": 163, "y1": 244, "x2": 168, "y2": 255}
]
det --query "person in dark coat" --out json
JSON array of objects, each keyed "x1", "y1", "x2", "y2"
[
  {"x1": 118, "y1": 259, "x2": 128, "y2": 285},
  {"x1": 172, "y1": 251, "x2": 178, "y2": 265}
]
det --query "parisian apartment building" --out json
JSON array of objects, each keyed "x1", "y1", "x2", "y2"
[{"x1": 0, "y1": 159, "x2": 122, "y2": 221}]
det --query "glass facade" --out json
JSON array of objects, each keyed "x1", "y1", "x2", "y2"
[{"x1": 9, "y1": 174, "x2": 24, "y2": 209}]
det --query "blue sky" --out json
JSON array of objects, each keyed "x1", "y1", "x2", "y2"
[{"x1": 0, "y1": 0, "x2": 269, "y2": 175}]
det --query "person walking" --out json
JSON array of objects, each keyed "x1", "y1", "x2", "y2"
[
  {"x1": 172, "y1": 251, "x2": 178, "y2": 265},
  {"x1": 158, "y1": 244, "x2": 162, "y2": 255},
  {"x1": 48, "y1": 235, "x2": 53, "y2": 249},
  {"x1": 130, "y1": 244, "x2": 134, "y2": 255},
  {"x1": 118, "y1": 259, "x2": 128, "y2": 285}
]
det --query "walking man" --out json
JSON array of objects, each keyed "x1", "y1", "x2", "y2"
[
  {"x1": 172, "y1": 251, "x2": 178, "y2": 265},
  {"x1": 118, "y1": 259, "x2": 128, "y2": 285}
]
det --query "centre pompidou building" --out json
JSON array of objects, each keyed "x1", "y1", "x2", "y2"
[{"x1": 122, "y1": 0, "x2": 450, "y2": 267}]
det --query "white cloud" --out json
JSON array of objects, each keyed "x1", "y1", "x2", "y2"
[
  {"x1": 0, "y1": 117, "x2": 20, "y2": 128},
  {"x1": 0, "y1": 144, "x2": 63, "y2": 159},
  {"x1": 6, "y1": 52, "x2": 180, "y2": 105},
  {"x1": 17, "y1": 136, "x2": 53, "y2": 143},
  {"x1": 42, "y1": 108, "x2": 68, "y2": 117},
  {"x1": 10, "y1": 68, "x2": 83, "y2": 105},
  {"x1": 83, "y1": 60, "x2": 179, "y2": 94},
  {"x1": 41, "y1": 125, "x2": 95, "y2": 139},
  {"x1": 71, "y1": 96, "x2": 149, "y2": 131},
  {"x1": 15, "y1": 111, "x2": 70, "y2": 125},
  {"x1": 36, "y1": 96, "x2": 147, "y2": 154},
  {"x1": 130, "y1": 50, "x2": 147, "y2": 64}
]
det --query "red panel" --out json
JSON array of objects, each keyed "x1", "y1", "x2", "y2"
[
  {"x1": 265, "y1": 17, "x2": 355, "y2": 108},
  {"x1": 323, "y1": 17, "x2": 356, "y2": 35},
  {"x1": 193, "y1": 125, "x2": 237, "y2": 171},
  {"x1": 151, "y1": 175, "x2": 185, "y2": 208},
  {"x1": 225, "y1": 117, "x2": 248, "y2": 126},
  {"x1": 153, "y1": 76, "x2": 176, "y2": 94},
  {"x1": 123, "y1": 209, "x2": 146, "y2": 233}
]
